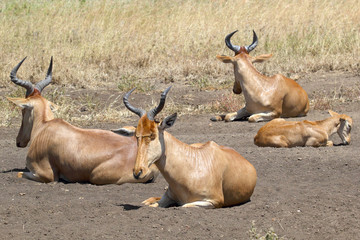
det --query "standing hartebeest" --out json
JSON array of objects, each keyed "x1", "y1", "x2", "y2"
[
  {"x1": 254, "y1": 110, "x2": 353, "y2": 147},
  {"x1": 211, "y1": 30, "x2": 309, "y2": 122},
  {"x1": 113, "y1": 87, "x2": 257, "y2": 208},
  {"x1": 7, "y1": 57, "x2": 158, "y2": 184}
]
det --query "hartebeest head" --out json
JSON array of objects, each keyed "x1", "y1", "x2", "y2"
[
  {"x1": 116, "y1": 86, "x2": 175, "y2": 180},
  {"x1": 216, "y1": 30, "x2": 273, "y2": 94},
  {"x1": 7, "y1": 57, "x2": 55, "y2": 147},
  {"x1": 329, "y1": 110, "x2": 353, "y2": 145}
]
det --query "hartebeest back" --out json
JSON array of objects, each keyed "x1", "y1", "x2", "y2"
[
  {"x1": 113, "y1": 87, "x2": 257, "y2": 208},
  {"x1": 7, "y1": 57, "x2": 158, "y2": 184},
  {"x1": 212, "y1": 30, "x2": 309, "y2": 122},
  {"x1": 254, "y1": 110, "x2": 353, "y2": 147}
]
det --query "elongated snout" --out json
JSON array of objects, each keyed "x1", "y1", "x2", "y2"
[
  {"x1": 133, "y1": 168, "x2": 143, "y2": 179},
  {"x1": 16, "y1": 137, "x2": 28, "y2": 148}
]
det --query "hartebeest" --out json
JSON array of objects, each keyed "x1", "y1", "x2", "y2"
[
  {"x1": 211, "y1": 30, "x2": 309, "y2": 122},
  {"x1": 7, "y1": 57, "x2": 158, "y2": 184},
  {"x1": 254, "y1": 110, "x2": 353, "y2": 147},
  {"x1": 113, "y1": 87, "x2": 257, "y2": 208}
]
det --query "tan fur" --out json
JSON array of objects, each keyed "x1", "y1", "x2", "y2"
[
  {"x1": 129, "y1": 115, "x2": 257, "y2": 208},
  {"x1": 7, "y1": 95, "x2": 158, "y2": 184},
  {"x1": 213, "y1": 52, "x2": 309, "y2": 122},
  {"x1": 254, "y1": 110, "x2": 353, "y2": 147}
]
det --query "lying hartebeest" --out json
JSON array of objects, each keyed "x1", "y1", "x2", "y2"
[
  {"x1": 113, "y1": 87, "x2": 257, "y2": 208},
  {"x1": 254, "y1": 110, "x2": 353, "y2": 148},
  {"x1": 211, "y1": 30, "x2": 309, "y2": 122},
  {"x1": 7, "y1": 57, "x2": 158, "y2": 184}
]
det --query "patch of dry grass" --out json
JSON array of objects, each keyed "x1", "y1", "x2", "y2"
[
  {"x1": 0, "y1": 0, "x2": 359, "y2": 125},
  {"x1": 211, "y1": 90, "x2": 245, "y2": 113},
  {"x1": 1, "y1": 0, "x2": 359, "y2": 89},
  {"x1": 310, "y1": 84, "x2": 360, "y2": 110}
]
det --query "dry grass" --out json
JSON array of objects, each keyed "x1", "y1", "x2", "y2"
[
  {"x1": 310, "y1": 84, "x2": 360, "y2": 110},
  {"x1": 1, "y1": 0, "x2": 359, "y2": 88},
  {"x1": 1, "y1": 0, "x2": 359, "y2": 125},
  {"x1": 211, "y1": 90, "x2": 246, "y2": 113}
]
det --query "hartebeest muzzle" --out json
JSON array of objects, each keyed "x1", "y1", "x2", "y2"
[{"x1": 133, "y1": 169, "x2": 142, "y2": 179}]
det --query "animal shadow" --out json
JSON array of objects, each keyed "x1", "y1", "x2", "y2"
[
  {"x1": 0, "y1": 168, "x2": 27, "y2": 174},
  {"x1": 117, "y1": 204, "x2": 142, "y2": 211}
]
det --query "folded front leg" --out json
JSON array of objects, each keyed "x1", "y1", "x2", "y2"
[{"x1": 143, "y1": 189, "x2": 177, "y2": 208}]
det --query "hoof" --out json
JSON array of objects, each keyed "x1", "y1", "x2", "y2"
[
  {"x1": 210, "y1": 117, "x2": 219, "y2": 122},
  {"x1": 211, "y1": 115, "x2": 225, "y2": 122},
  {"x1": 144, "y1": 176, "x2": 155, "y2": 184}
]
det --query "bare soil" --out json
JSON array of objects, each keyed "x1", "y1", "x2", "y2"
[{"x1": 1, "y1": 72, "x2": 359, "y2": 239}]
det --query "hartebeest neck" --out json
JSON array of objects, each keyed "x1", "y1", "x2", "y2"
[
  {"x1": 315, "y1": 116, "x2": 340, "y2": 136},
  {"x1": 233, "y1": 55, "x2": 269, "y2": 96},
  {"x1": 29, "y1": 96, "x2": 55, "y2": 141},
  {"x1": 154, "y1": 131, "x2": 208, "y2": 181}
]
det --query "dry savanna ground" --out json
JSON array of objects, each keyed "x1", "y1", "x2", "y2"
[{"x1": 1, "y1": 1, "x2": 360, "y2": 239}]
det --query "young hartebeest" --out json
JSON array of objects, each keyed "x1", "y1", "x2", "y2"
[
  {"x1": 7, "y1": 57, "x2": 158, "y2": 184},
  {"x1": 254, "y1": 110, "x2": 353, "y2": 148},
  {"x1": 211, "y1": 30, "x2": 309, "y2": 122},
  {"x1": 113, "y1": 87, "x2": 257, "y2": 208}
]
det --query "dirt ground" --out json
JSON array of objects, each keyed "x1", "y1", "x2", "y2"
[{"x1": 1, "y1": 72, "x2": 359, "y2": 240}]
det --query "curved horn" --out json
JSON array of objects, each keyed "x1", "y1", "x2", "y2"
[
  {"x1": 147, "y1": 86, "x2": 172, "y2": 120},
  {"x1": 35, "y1": 56, "x2": 53, "y2": 93},
  {"x1": 123, "y1": 88, "x2": 146, "y2": 118},
  {"x1": 225, "y1": 30, "x2": 241, "y2": 53},
  {"x1": 10, "y1": 57, "x2": 34, "y2": 97},
  {"x1": 245, "y1": 30, "x2": 258, "y2": 53}
]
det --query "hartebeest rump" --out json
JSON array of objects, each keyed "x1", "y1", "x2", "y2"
[
  {"x1": 211, "y1": 30, "x2": 309, "y2": 122},
  {"x1": 254, "y1": 110, "x2": 353, "y2": 147},
  {"x1": 7, "y1": 57, "x2": 158, "y2": 184},
  {"x1": 113, "y1": 87, "x2": 257, "y2": 208}
]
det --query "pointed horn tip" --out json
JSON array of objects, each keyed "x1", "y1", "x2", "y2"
[
  {"x1": 165, "y1": 85, "x2": 172, "y2": 92},
  {"x1": 126, "y1": 87, "x2": 137, "y2": 94},
  {"x1": 12, "y1": 56, "x2": 28, "y2": 71},
  {"x1": 226, "y1": 30, "x2": 238, "y2": 38},
  {"x1": 161, "y1": 86, "x2": 172, "y2": 97},
  {"x1": 123, "y1": 87, "x2": 137, "y2": 100}
]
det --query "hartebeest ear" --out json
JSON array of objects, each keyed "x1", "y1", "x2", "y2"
[
  {"x1": 328, "y1": 110, "x2": 339, "y2": 117},
  {"x1": 216, "y1": 55, "x2": 234, "y2": 63},
  {"x1": 6, "y1": 97, "x2": 33, "y2": 109},
  {"x1": 159, "y1": 113, "x2": 177, "y2": 130},
  {"x1": 251, "y1": 54, "x2": 273, "y2": 63},
  {"x1": 111, "y1": 126, "x2": 136, "y2": 136}
]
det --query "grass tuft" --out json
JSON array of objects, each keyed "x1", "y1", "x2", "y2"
[
  {"x1": 310, "y1": 84, "x2": 360, "y2": 110},
  {"x1": 211, "y1": 90, "x2": 245, "y2": 113},
  {"x1": 249, "y1": 221, "x2": 283, "y2": 240}
]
